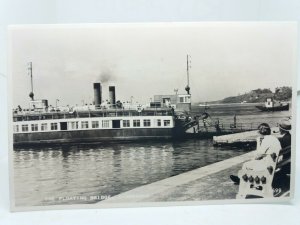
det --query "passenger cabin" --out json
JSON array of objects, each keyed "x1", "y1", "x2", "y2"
[
  {"x1": 13, "y1": 108, "x2": 174, "y2": 134},
  {"x1": 29, "y1": 99, "x2": 48, "y2": 112},
  {"x1": 265, "y1": 97, "x2": 274, "y2": 108},
  {"x1": 153, "y1": 94, "x2": 191, "y2": 113}
]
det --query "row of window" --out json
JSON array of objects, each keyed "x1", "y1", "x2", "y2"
[
  {"x1": 14, "y1": 120, "x2": 110, "y2": 132},
  {"x1": 14, "y1": 123, "x2": 59, "y2": 132},
  {"x1": 124, "y1": 119, "x2": 169, "y2": 127},
  {"x1": 14, "y1": 119, "x2": 171, "y2": 132}
]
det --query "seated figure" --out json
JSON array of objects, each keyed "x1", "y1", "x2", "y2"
[
  {"x1": 275, "y1": 119, "x2": 291, "y2": 175},
  {"x1": 232, "y1": 120, "x2": 291, "y2": 198},
  {"x1": 230, "y1": 123, "x2": 278, "y2": 184}
]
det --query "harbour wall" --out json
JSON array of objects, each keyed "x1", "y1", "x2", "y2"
[{"x1": 99, "y1": 151, "x2": 255, "y2": 203}]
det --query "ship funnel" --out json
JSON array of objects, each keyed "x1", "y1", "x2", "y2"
[
  {"x1": 109, "y1": 86, "x2": 116, "y2": 106},
  {"x1": 93, "y1": 83, "x2": 102, "y2": 109}
]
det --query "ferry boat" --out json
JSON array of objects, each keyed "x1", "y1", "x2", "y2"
[
  {"x1": 13, "y1": 108, "x2": 175, "y2": 146},
  {"x1": 13, "y1": 63, "x2": 192, "y2": 146},
  {"x1": 13, "y1": 85, "x2": 194, "y2": 146},
  {"x1": 255, "y1": 97, "x2": 289, "y2": 112}
]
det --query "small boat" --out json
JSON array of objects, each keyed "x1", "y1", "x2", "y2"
[{"x1": 255, "y1": 97, "x2": 289, "y2": 111}]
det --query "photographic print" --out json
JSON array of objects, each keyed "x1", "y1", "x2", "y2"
[{"x1": 8, "y1": 22, "x2": 297, "y2": 211}]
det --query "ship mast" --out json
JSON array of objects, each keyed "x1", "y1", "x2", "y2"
[
  {"x1": 28, "y1": 62, "x2": 34, "y2": 100},
  {"x1": 185, "y1": 54, "x2": 191, "y2": 94}
]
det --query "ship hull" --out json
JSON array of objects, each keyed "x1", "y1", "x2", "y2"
[
  {"x1": 13, "y1": 128, "x2": 173, "y2": 147},
  {"x1": 255, "y1": 104, "x2": 289, "y2": 112}
]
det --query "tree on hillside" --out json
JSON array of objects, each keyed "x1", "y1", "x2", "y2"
[
  {"x1": 274, "y1": 86, "x2": 292, "y2": 101},
  {"x1": 252, "y1": 88, "x2": 272, "y2": 94}
]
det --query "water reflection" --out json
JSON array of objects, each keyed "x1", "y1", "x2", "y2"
[{"x1": 14, "y1": 139, "x2": 249, "y2": 206}]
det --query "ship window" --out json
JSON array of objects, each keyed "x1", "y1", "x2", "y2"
[
  {"x1": 81, "y1": 121, "x2": 89, "y2": 129},
  {"x1": 22, "y1": 124, "x2": 28, "y2": 132},
  {"x1": 157, "y1": 119, "x2": 161, "y2": 127},
  {"x1": 133, "y1": 120, "x2": 140, "y2": 127},
  {"x1": 31, "y1": 124, "x2": 38, "y2": 132},
  {"x1": 163, "y1": 98, "x2": 171, "y2": 103},
  {"x1": 102, "y1": 120, "x2": 110, "y2": 128},
  {"x1": 51, "y1": 123, "x2": 58, "y2": 130},
  {"x1": 41, "y1": 123, "x2": 48, "y2": 131},
  {"x1": 164, "y1": 120, "x2": 171, "y2": 127},
  {"x1": 112, "y1": 120, "x2": 121, "y2": 129},
  {"x1": 60, "y1": 122, "x2": 68, "y2": 130},
  {"x1": 69, "y1": 121, "x2": 78, "y2": 130},
  {"x1": 123, "y1": 120, "x2": 130, "y2": 127},
  {"x1": 143, "y1": 119, "x2": 151, "y2": 127},
  {"x1": 185, "y1": 96, "x2": 191, "y2": 103},
  {"x1": 14, "y1": 125, "x2": 19, "y2": 132},
  {"x1": 92, "y1": 121, "x2": 99, "y2": 128}
]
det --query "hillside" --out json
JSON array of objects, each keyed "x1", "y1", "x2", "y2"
[{"x1": 204, "y1": 87, "x2": 292, "y2": 104}]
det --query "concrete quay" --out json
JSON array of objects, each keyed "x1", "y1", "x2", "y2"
[
  {"x1": 213, "y1": 127, "x2": 280, "y2": 146},
  {"x1": 100, "y1": 151, "x2": 255, "y2": 204}
]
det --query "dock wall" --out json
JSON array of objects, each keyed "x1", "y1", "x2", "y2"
[{"x1": 100, "y1": 151, "x2": 255, "y2": 203}]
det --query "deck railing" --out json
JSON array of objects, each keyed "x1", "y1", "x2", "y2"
[
  {"x1": 194, "y1": 122, "x2": 259, "y2": 132},
  {"x1": 13, "y1": 108, "x2": 174, "y2": 122}
]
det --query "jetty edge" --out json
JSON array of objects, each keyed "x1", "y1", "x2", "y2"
[
  {"x1": 98, "y1": 151, "x2": 255, "y2": 203},
  {"x1": 213, "y1": 127, "x2": 280, "y2": 147}
]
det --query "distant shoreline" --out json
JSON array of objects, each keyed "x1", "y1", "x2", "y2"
[
  {"x1": 197, "y1": 102, "x2": 260, "y2": 107},
  {"x1": 196, "y1": 87, "x2": 292, "y2": 107},
  {"x1": 196, "y1": 101, "x2": 291, "y2": 107}
]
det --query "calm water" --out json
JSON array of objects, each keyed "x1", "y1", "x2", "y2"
[
  {"x1": 14, "y1": 104, "x2": 291, "y2": 206},
  {"x1": 193, "y1": 103, "x2": 291, "y2": 128}
]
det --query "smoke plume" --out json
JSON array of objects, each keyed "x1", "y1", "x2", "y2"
[{"x1": 98, "y1": 69, "x2": 115, "y2": 84}]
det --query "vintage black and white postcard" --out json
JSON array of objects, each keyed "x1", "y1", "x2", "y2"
[{"x1": 8, "y1": 22, "x2": 297, "y2": 211}]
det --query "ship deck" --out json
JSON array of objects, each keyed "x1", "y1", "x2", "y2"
[{"x1": 13, "y1": 107, "x2": 174, "y2": 122}]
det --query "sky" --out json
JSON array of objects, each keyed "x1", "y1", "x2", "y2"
[{"x1": 10, "y1": 22, "x2": 297, "y2": 107}]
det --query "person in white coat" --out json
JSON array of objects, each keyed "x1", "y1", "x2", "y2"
[{"x1": 230, "y1": 123, "x2": 281, "y2": 184}]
